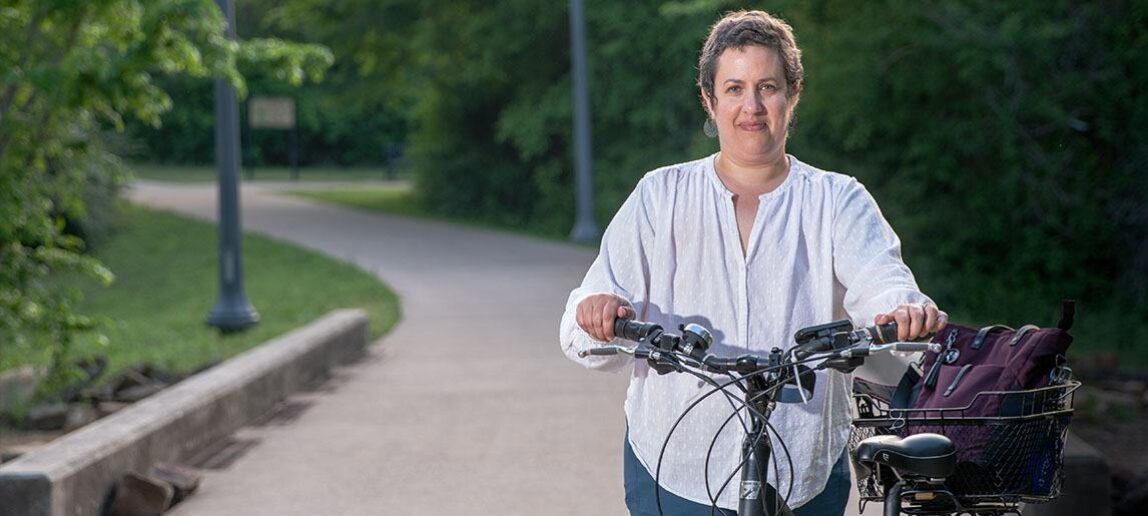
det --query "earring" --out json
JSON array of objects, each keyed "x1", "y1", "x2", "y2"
[{"x1": 703, "y1": 118, "x2": 718, "y2": 138}]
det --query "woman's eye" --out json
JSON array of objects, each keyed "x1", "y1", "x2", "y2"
[
  {"x1": 760, "y1": 83, "x2": 777, "y2": 92},
  {"x1": 727, "y1": 85, "x2": 742, "y2": 94}
]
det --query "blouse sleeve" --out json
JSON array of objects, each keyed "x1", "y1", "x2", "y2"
[
  {"x1": 832, "y1": 178, "x2": 933, "y2": 383},
  {"x1": 559, "y1": 176, "x2": 656, "y2": 372}
]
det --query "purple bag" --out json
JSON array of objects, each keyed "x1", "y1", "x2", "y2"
[
  {"x1": 891, "y1": 301, "x2": 1074, "y2": 461},
  {"x1": 914, "y1": 301, "x2": 1073, "y2": 412}
]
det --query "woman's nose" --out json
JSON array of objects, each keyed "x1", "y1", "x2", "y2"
[{"x1": 744, "y1": 90, "x2": 765, "y2": 113}]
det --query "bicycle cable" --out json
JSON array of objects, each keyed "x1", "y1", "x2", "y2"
[
  {"x1": 704, "y1": 370, "x2": 815, "y2": 514},
  {"x1": 653, "y1": 361, "x2": 810, "y2": 516},
  {"x1": 653, "y1": 362, "x2": 752, "y2": 516},
  {"x1": 619, "y1": 337, "x2": 858, "y2": 515}
]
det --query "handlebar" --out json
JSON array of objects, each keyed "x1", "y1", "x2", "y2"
[
  {"x1": 576, "y1": 317, "x2": 941, "y2": 515},
  {"x1": 614, "y1": 318, "x2": 664, "y2": 342},
  {"x1": 790, "y1": 321, "x2": 898, "y2": 360},
  {"x1": 579, "y1": 318, "x2": 939, "y2": 375}
]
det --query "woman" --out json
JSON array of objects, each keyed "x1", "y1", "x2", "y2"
[{"x1": 559, "y1": 10, "x2": 946, "y2": 516}]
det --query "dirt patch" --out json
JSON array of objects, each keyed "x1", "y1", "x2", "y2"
[
  {"x1": 1069, "y1": 371, "x2": 1148, "y2": 514},
  {"x1": 1073, "y1": 403, "x2": 1148, "y2": 475},
  {"x1": 0, "y1": 428, "x2": 66, "y2": 463},
  {"x1": 0, "y1": 362, "x2": 184, "y2": 465}
]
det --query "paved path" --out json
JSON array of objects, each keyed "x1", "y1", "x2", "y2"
[
  {"x1": 129, "y1": 181, "x2": 878, "y2": 515},
  {"x1": 131, "y1": 181, "x2": 628, "y2": 515}
]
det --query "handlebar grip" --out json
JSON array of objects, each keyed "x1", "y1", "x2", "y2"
[
  {"x1": 891, "y1": 342, "x2": 939, "y2": 353},
  {"x1": 869, "y1": 322, "x2": 898, "y2": 344},
  {"x1": 613, "y1": 318, "x2": 662, "y2": 342}
]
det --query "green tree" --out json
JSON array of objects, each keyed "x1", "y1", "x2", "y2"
[
  {"x1": 261, "y1": 0, "x2": 727, "y2": 233},
  {"x1": 779, "y1": 0, "x2": 1148, "y2": 326},
  {"x1": 140, "y1": 0, "x2": 1147, "y2": 352},
  {"x1": 126, "y1": 0, "x2": 410, "y2": 167},
  {"x1": 0, "y1": 0, "x2": 331, "y2": 392}
]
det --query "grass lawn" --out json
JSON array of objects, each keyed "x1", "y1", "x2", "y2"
[
  {"x1": 290, "y1": 187, "x2": 428, "y2": 219},
  {"x1": 9, "y1": 204, "x2": 400, "y2": 385},
  {"x1": 135, "y1": 163, "x2": 575, "y2": 242},
  {"x1": 131, "y1": 163, "x2": 405, "y2": 183}
]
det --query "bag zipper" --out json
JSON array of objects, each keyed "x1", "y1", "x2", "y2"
[
  {"x1": 943, "y1": 364, "x2": 974, "y2": 397},
  {"x1": 925, "y1": 329, "x2": 959, "y2": 389}
]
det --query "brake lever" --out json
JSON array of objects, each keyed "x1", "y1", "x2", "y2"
[
  {"x1": 836, "y1": 341, "x2": 941, "y2": 358},
  {"x1": 648, "y1": 357, "x2": 678, "y2": 375},
  {"x1": 823, "y1": 355, "x2": 864, "y2": 373},
  {"x1": 644, "y1": 348, "x2": 682, "y2": 375}
]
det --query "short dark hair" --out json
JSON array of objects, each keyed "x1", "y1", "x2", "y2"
[{"x1": 697, "y1": 10, "x2": 804, "y2": 104}]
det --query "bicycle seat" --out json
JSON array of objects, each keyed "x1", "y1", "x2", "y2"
[{"x1": 853, "y1": 433, "x2": 957, "y2": 478}]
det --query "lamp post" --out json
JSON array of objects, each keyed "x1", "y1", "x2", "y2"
[
  {"x1": 568, "y1": 0, "x2": 600, "y2": 243},
  {"x1": 207, "y1": 0, "x2": 259, "y2": 332}
]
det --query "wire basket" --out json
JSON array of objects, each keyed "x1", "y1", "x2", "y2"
[{"x1": 850, "y1": 381, "x2": 1080, "y2": 506}]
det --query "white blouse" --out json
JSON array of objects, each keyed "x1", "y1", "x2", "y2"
[{"x1": 559, "y1": 154, "x2": 931, "y2": 509}]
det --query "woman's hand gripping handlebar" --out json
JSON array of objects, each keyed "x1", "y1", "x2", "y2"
[
  {"x1": 790, "y1": 320, "x2": 940, "y2": 369},
  {"x1": 574, "y1": 293, "x2": 635, "y2": 341}
]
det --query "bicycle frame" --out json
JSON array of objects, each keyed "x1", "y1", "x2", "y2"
[{"x1": 737, "y1": 374, "x2": 793, "y2": 516}]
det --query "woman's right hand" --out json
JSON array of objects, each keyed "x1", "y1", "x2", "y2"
[{"x1": 576, "y1": 293, "x2": 635, "y2": 342}]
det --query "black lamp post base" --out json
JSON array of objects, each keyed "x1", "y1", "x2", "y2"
[
  {"x1": 207, "y1": 302, "x2": 260, "y2": 333},
  {"x1": 569, "y1": 219, "x2": 600, "y2": 243}
]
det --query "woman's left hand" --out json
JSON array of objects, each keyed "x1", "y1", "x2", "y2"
[{"x1": 874, "y1": 303, "x2": 948, "y2": 341}]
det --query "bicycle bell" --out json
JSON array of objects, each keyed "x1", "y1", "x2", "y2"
[{"x1": 679, "y1": 323, "x2": 713, "y2": 355}]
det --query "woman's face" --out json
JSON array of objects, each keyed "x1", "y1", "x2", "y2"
[{"x1": 703, "y1": 45, "x2": 796, "y2": 167}]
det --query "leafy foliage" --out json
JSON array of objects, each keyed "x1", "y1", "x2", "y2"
[
  {"x1": 384, "y1": 0, "x2": 1146, "y2": 332},
  {"x1": 778, "y1": 0, "x2": 1148, "y2": 327},
  {"x1": 126, "y1": 0, "x2": 403, "y2": 167},
  {"x1": 0, "y1": 0, "x2": 331, "y2": 393},
  {"x1": 130, "y1": 1, "x2": 1146, "y2": 349},
  {"x1": 259, "y1": 0, "x2": 726, "y2": 234}
]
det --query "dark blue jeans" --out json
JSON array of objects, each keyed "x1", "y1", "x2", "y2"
[{"x1": 623, "y1": 436, "x2": 851, "y2": 516}]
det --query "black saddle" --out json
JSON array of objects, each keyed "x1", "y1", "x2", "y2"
[{"x1": 853, "y1": 433, "x2": 957, "y2": 478}]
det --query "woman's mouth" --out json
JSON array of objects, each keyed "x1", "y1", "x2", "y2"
[{"x1": 738, "y1": 121, "x2": 767, "y2": 131}]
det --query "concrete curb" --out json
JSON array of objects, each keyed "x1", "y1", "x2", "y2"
[{"x1": 0, "y1": 309, "x2": 370, "y2": 516}]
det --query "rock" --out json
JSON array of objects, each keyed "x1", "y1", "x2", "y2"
[
  {"x1": 25, "y1": 403, "x2": 69, "y2": 431},
  {"x1": 149, "y1": 463, "x2": 202, "y2": 506},
  {"x1": 0, "y1": 367, "x2": 42, "y2": 414},
  {"x1": 107, "y1": 472, "x2": 174, "y2": 516},
  {"x1": 54, "y1": 356, "x2": 107, "y2": 403},
  {"x1": 115, "y1": 383, "x2": 166, "y2": 403},
  {"x1": 138, "y1": 364, "x2": 182, "y2": 385},
  {"x1": 64, "y1": 404, "x2": 98, "y2": 431},
  {"x1": 112, "y1": 368, "x2": 154, "y2": 393},
  {"x1": 97, "y1": 401, "x2": 130, "y2": 417},
  {"x1": 81, "y1": 383, "x2": 117, "y2": 403}
]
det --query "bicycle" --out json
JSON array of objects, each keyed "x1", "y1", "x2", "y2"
[
  {"x1": 581, "y1": 317, "x2": 1077, "y2": 516},
  {"x1": 581, "y1": 317, "x2": 938, "y2": 516}
]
